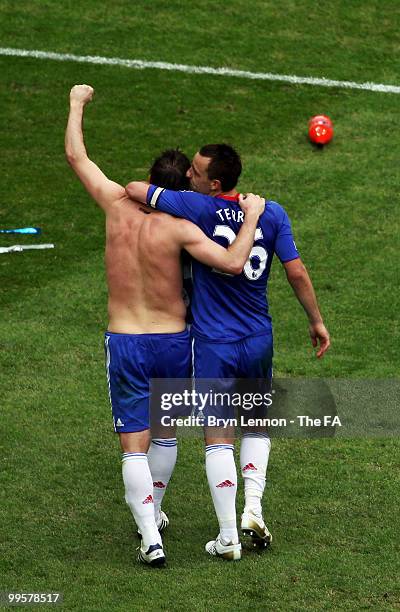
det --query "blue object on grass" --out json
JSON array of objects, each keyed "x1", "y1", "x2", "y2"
[{"x1": 0, "y1": 227, "x2": 42, "y2": 234}]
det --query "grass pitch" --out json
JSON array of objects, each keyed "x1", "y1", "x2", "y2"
[{"x1": 1, "y1": 1, "x2": 399, "y2": 610}]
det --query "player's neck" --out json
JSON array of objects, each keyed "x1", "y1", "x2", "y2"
[{"x1": 211, "y1": 188, "x2": 238, "y2": 198}]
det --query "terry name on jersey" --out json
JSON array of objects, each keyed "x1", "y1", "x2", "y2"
[{"x1": 215, "y1": 208, "x2": 245, "y2": 223}]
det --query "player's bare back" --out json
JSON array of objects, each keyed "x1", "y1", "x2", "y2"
[{"x1": 106, "y1": 197, "x2": 186, "y2": 334}]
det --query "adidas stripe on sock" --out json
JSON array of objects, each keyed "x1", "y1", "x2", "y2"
[
  {"x1": 240, "y1": 433, "x2": 271, "y2": 514},
  {"x1": 206, "y1": 444, "x2": 238, "y2": 544},
  {"x1": 147, "y1": 438, "x2": 177, "y2": 519},
  {"x1": 121, "y1": 452, "x2": 162, "y2": 548}
]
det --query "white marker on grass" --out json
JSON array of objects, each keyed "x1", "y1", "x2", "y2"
[
  {"x1": 0, "y1": 244, "x2": 55, "y2": 254},
  {"x1": 0, "y1": 47, "x2": 399, "y2": 94}
]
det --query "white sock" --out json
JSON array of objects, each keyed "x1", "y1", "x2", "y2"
[
  {"x1": 240, "y1": 433, "x2": 271, "y2": 515},
  {"x1": 121, "y1": 452, "x2": 162, "y2": 549},
  {"x1": 205, "y1": 444, "x2": 238, "y2": 545},
  {"x1": 147, "y1": 438, "x2": 177, "y2": 519}
]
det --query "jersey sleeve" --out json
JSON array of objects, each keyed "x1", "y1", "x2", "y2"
[
  {"x1": 146, "y1": 185, "x2": 203, "y2": 225},
  {"x1": 274, "y1": 206, "x2": 300, "y2": 263}
]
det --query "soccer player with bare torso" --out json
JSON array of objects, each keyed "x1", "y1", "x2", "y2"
[{"x1": 65, "y1": 86, "x2": 265, "y2": 566}]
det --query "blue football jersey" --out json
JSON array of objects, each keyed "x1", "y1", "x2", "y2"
[{"x1": 147, "y1": 186, "x2": 300, "y2": 341}]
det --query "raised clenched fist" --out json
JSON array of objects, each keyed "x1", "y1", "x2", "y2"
[{"x1": 70, "y1": 84, "x2": 94, "y2": 105}]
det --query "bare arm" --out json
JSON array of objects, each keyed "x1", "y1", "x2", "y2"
[
  {"x1": 178, "y1": 194, "x2": 265, "y2": 275},
  {"x1": 65, "y1": 84, "x2": 125, "y2": 211},
  {"x1": 283, "y1": 258, "x2": 330, "y2": 358}
]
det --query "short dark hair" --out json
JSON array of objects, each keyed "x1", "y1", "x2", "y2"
[
  {"x1": 149, "y1": 149, "x2": 191, "y2": 190},
  {"x1": 199, "y1": 144, "x2": 242, "y2": 191}
]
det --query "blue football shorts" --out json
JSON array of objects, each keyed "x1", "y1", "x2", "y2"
[
  {"x1": 104, "y1": 329, "x2": 191, "y2": 433},
  {"x1": 191, "y1": 331, "x2": 273, "y2": 424}
]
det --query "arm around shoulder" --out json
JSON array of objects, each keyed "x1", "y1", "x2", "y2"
[{"x1": 178, "y1": 194, "x2": 265, "y2": 275}]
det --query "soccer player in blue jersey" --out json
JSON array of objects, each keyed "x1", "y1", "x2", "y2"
[
  {"x1": 126, "y1": 144, "x2": 330, "y2": 561},
  {"x1": 66, "y1": 88, "x2": 266, "y2": 566}
]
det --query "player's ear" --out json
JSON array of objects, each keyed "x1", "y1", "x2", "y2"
[{"x1": 211, "y1": 178, "x2": 221, "y2": 192}]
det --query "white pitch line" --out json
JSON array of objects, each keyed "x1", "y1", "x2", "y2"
[{"x1": 1, "y1": 46, "x2": 399, "y2": 94}]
